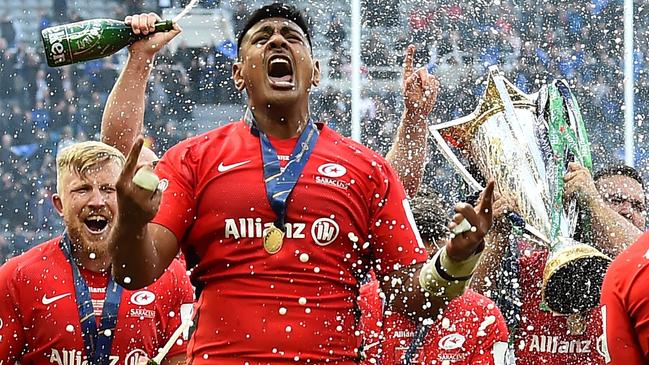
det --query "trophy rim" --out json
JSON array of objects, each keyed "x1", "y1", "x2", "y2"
[{"x1": 542, "y1": 243, "x2": 612, "y2": 314}]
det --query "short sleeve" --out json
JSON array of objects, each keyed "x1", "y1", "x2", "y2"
[
  {"x1": 0, "y1": 260, "x2": 25, "y2": 363},
  {"x1": 152, "y1": 144, "x2": 198, "y2": 242},
  {"x1": 160, "y1": 259, "x2": 195, "y2": 359},
  {"x1": 368, "y1": 160, "x2": 427, "y2": 274}
]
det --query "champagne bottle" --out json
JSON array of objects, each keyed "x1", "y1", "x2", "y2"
[{"x1": 41, "y1": 18, "x2": 174, "y2": 67}]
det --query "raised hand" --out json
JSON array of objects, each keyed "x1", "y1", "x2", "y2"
[
  {"x1": 115, "y1": 137, "x2": 162, "y2": 227},
  {"x1": 446, "y1": 181, "x2": 495, "y2": 261},
  {"x1": 564, "y1": 162, "x2": 599, "y2": 206},
  {"x1": 125, "y1": 13, "x2": 182, "y2": 58},
  {"x1": 402, "y1": 44, "x2": 439, "y2": 120}
]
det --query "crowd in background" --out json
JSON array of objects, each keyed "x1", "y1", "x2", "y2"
[{"x1": 0, "y1": 0, "x2": 647, "y2": 262}]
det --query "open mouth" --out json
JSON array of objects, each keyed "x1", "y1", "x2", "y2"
[
  {"x1": 84, "y1": 215, "x2": 109, "y2": 234},
  {"x1": 267, "y1": 54, "x2": 294, "y2": 88}
]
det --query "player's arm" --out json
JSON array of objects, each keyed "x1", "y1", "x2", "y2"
[
  {"x1": 101, "y1": 13, "x2": 181, "y2": 155},
  {"x1": 385, "y1": 45, "x2": 438, "y2": 198},
  {"x1": 600, "y1": 257, "x2": 646, "y2": 364},
  {"x1": 0, "y1": 262, "x2": 26, "y2": 363},
  {"x1": 564, "y1": 162, "x2": 642, "y2": 256},
  {"x1": 470, "y1": 194, "x2": 513, "y2": 294},
  {"x1": 109, "y1": 138, "x2": 179, "y2": 289},
  {"x1": 382, "y1": 182, "x2": 495, "y2": 319}
]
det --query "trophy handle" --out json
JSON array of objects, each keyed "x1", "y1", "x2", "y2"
[{"x1": 429, "y1": 127, "x2": 484, "y2": 191}]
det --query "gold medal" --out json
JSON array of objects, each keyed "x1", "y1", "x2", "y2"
[
  {"x1": 566, "y1": 313, "x2": 586, "y2": 335},
  {"x1": 263, "y1": 225, "x2": 285, "y2": 254}
]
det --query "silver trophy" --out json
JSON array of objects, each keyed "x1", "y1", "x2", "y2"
[{"x1": 430, "y1": 66, "x2": 611, "y2": 315}]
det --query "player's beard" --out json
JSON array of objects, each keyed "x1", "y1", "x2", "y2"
[{"x1": 65, "y1": 219, "x2": 112, "y2": 271}]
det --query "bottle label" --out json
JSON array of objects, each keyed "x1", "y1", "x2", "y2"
[
  {"x1": 69, "y1": 22, "x2": 103, "y2": 56},
  {"x1": 42, "y1": 22, "x2": 104, "y2": 67},
  {"x1": 42, "y1": 26, "x2": 73, "y2": 66}
]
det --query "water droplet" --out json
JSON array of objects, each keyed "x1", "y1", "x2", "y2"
[
  {"x1": 298, "y1": 297, "x2": 307, "y2": 305},
  {"x1": 285, "y1": 325, "x2": 292, "y2": 332},
  {"x1": 123, "y1": 277, "x2": 132, "y2": 285},
  {"x1": 279, "y1": 307, "x2": 287, "y2": 315},
  {"x1": 89, "y1": 252, "x2": 96, "y2": 259},
  {"x1": 65, "y1": 324, "x2": 74, "y2": 332},
  {"x1": 299, "y1": 253, "x2": 309, "y2": 263},
  {"x1": 104, "y1": 329, "x2": 112, "y2": 336}
]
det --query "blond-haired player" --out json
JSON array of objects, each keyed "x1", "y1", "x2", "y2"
[{"x1": 0, "y1": 141, "x2": 193, "y2": 365}]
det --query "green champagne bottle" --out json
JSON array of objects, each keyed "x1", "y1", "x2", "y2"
[{"x1": 41, "y1": 18, "x2": 174, "y2": 67}]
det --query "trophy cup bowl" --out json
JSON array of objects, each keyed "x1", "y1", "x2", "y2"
[{"x1": 430, "y1": 66, "x2": 611, "y2": 314}]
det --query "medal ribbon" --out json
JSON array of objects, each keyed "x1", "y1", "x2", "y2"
[
  {"x1": 246, "y1": 110, "x2": 320, "y2": 230},
  {"x1": 402, "y1": 323, "x2": 430, "y2": 365},
  {"x1": 61, "y1": 233, "x2": 123, "y2": 365}
]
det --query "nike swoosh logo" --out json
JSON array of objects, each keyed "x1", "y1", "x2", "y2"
[
  {"x1": 42, "y1": 293, "x2": 71, "y2": 305},
  {"x1": 218, "y1": 160, "x2": 250, "y2": 173}
]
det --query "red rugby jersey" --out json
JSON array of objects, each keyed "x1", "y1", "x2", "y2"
[
  {"x1": 153, "y1": 120, "x2": 427, "y2": 364},
  {"x1": 600, "y1": 231, "x2": 649, "y2": 364},
  {"x1": 513, "y1": 243, "x2": 607, "y2": 364},
  {"x1": 0, "y1": 237, "x2": 194, "y2": 365},
  {"x1": 359, "y1": 275, "x2": 509, "y2": 365}
]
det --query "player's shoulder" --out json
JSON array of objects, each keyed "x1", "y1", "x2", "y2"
[
  {"x1": 450, "y1": 289, "x2": 503, "y2": 317},
  {"x1": 0, "y1": 238, "x2": 63, "y2": 280},
  {"x1": 319, "y1": 125, "x2": 393, "y2": 173},
  {"x1": 609, "y1": 231, "x2": 649, "y2": 273},
  {"x1": 163, "y1": 121, "x2": 247, "y2": 159},
  {"x1": 146, "y1": 258, "x2": 190, "y2": 290}
]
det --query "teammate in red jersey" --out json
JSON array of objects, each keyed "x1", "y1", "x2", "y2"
[
  {"x1": 599, "y1": 167, "x2": 648, "y2": 364},
  {"x1": 473, "y1": 163, "x2": 645, "y2": 365},
  {"x1": 101, "y1": 3, "x2": 494, "y2": 364},
  {"x1": 0, "y1": 141, "x2": 194, "y2": 365},
  {"x1": 359, "y1": 190, "x2": 509, "y2": 365}
]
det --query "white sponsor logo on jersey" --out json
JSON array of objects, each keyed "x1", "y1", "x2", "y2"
[
  {"x1": 438, "y1": 333, "x2": 466, "y2": 350},
  {"x1": 224, "y1": 218, "x2": 306, "y2": 239},
  {"x1": 317, "y1": 163, "x2": 347, "y2": 178},
  {"x1": 311, "y1": 218, "x2": 340, "y2": 246},
  {"x1": 129, "y1": 308, "x2": 156, "y2": 319},
  {"x1": 49, "y1": 348, "x2": 121, "y2": 365},
  {"x1": 394, "y1": 330, "x2": 415, "y2": 338},
  {"x1": 527, "y1": 335, "x2": 592, "y2": 354},
  {"x1": 42, "y1": 293, "x2": 71, "y2": 305},
  {"x1": 88, "y1": 287, "x2": 106, "y2": 294},
  {"x1": 217, "y1": 160, "x2": 250, "y2": 173},
  {"x1": 124, "y1": 349, "x2": 148, "y2": 365},
  {"x1": 315, "y1": 175, "x2": 350, "y2": 190},
  {"x1": 130, "y1": 290, "x2": 155, "y2": 306}
]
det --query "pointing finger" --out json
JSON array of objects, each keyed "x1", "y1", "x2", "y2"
[
  {"x1": 476, "y1": 180, "x2": 495, "y2": 217},
  {"x1": 123, "y1": 137, "x2": 145, "y2": 179},
  {"x1": 403, "y1": 44, "x2": 416, "y2": 83}
]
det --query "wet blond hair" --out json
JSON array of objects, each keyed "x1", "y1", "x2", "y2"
[{"x1": 56, "y1": 141, "x2": 125, "y2": 194}]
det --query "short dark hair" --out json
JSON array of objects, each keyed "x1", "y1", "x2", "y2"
[
  {"x1": 410, "y1": 188, "x2": 450, "y2": 246},
  {"x1": 236, "y1": 3, "x2": 313, "y2": 52},
  {"x1": 593, "y1": 163, "x2": 644, "y2": 188}
]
